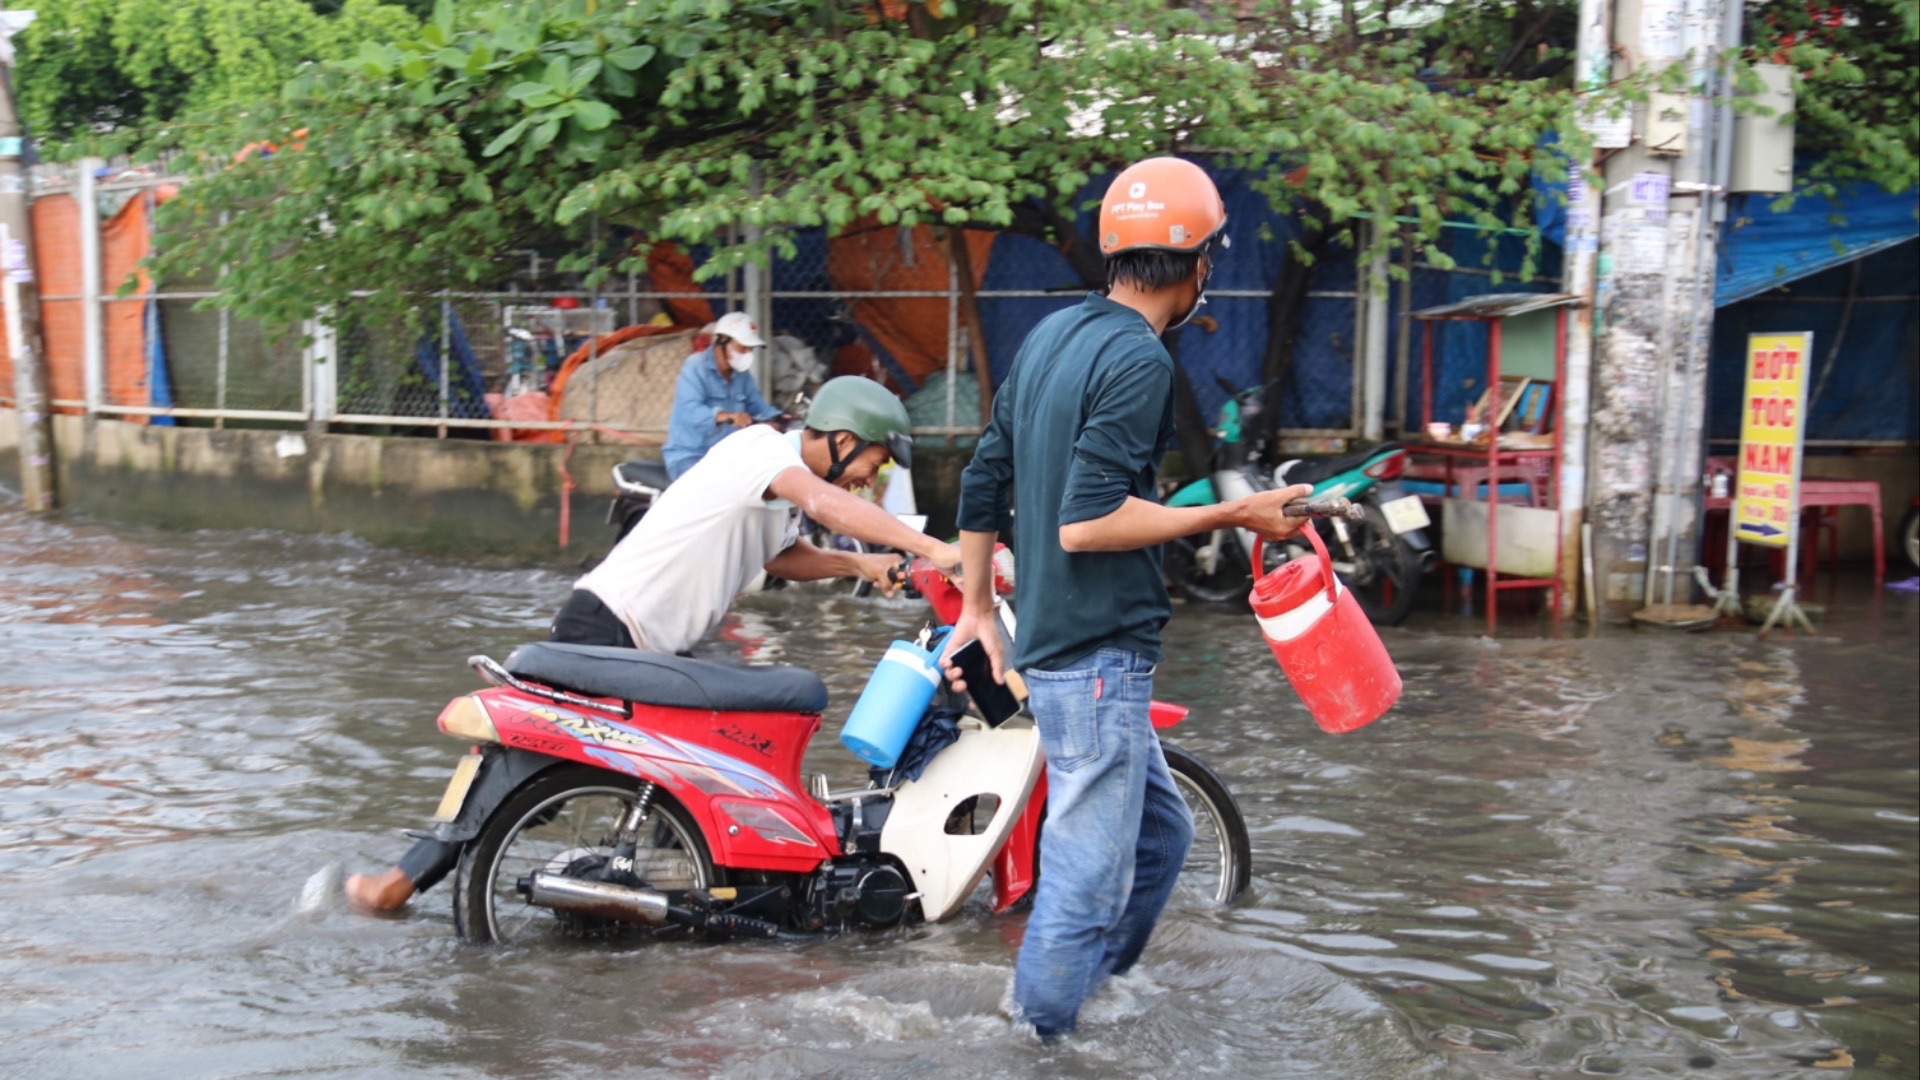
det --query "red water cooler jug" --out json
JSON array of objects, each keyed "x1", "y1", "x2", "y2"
[{"x1": 1249, "y1": 527, "x2": 1401, "y2": 733}]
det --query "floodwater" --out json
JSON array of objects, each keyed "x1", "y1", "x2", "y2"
[{"x1": 1, "y1": 496, "x2": 1915, "y2": 1080}]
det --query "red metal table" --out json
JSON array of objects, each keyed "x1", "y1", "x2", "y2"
[{"x1": 1704, "y1": 458, "x2": 1884, "y2": 584}]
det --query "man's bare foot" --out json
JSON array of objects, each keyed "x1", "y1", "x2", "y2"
[{"x1": 344, "y1": 867, "x2": 415, "y2": 912}]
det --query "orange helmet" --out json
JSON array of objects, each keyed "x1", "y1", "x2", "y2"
[{"x1": 1098, "y1": 157, "x2": 1228, "y2": 256}]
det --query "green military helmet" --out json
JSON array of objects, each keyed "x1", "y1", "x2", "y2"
[{"x1": 805, "y1": 376, "x2": 913, "y2": 471}]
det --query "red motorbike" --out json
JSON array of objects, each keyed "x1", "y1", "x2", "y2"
[{"x1": 418, "y1": 554, "x2": 1252, "y2": 944}]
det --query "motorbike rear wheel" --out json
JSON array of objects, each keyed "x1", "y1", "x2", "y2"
[
  {"x1": 1162, "y1": 743, "x2": 1252, "y2": 905},
  {"x1": 454, "y1": 765, "x2": 717, "y2": 945}
]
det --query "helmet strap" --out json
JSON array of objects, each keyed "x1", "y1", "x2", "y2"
[{"x1": 824, "y1": 432, "x2": 869, "y2": 485}]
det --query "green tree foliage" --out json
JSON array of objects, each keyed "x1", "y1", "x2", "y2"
[
  {"x1": 15, "y1": 0, "x2": 422, "y2": 146},
  {"x1": 29, "y1": 0, "x2": 1914, "y2": 327},
  {"x1": 1745, "y1": 0, "x2": 1918, "y2": 196},
  {"x1": 149, "y1": 0, "x2": 1604, "y2": 325}
]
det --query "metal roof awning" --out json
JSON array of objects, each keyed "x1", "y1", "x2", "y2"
[{"x1": 1410, "y1": 293, "x2": 1583, "y2": 321}]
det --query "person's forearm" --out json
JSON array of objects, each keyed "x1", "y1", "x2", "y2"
[
  {"x1": 958, "y1": 530, "x2": 998, "y2": 612},
  {"x1": 1058, "y1": 496, "x2": 1248, "y2": 553},
  {"x1": 803, "y1": 484, "x2": 947, "y2": 559},
  {"x1": 763, "y1": 542, "x2": 857, "y2": 582}
]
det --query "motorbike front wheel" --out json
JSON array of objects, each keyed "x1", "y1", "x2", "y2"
[
  {"x1": 1163, "y1": 743, "x2": 1253, "y2": 905},
  {"x1": 1165, "y1": 531, "x2": 1252, "y2": 604},
  {"x1": 454, "y1": 765, "x2": 717, "y2": 945},
  {"x1": 1312, "y1": 503, "x2": 1421, "y2": 627}
]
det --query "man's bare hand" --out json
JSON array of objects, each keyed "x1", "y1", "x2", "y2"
[
  {"x1": 938, "y1": 608, "x2": 1006, "y2": 693},
  {"x1": 726, "y1": 411, "x2": 753, "y2": 428},
  {"x1": 1233, "y1": 483, "x2": 1316, "y2": 541},
  {"x1": 853, "y1": 552, "x2": 903, "y2": 595},
  {"x1": 925, "y1": 541, "x2": 963, "y2": 576}
]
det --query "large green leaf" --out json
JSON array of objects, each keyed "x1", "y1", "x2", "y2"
[{"x1": 571, "y1": 100, "x2": 618, "y2": 131}]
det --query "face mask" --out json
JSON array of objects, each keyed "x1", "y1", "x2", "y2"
[
  {"x1": 727, "y1": 348, "x2": 754, "y2": 373},
  {"x1": 1170, "y1": 246, "x2": 1219, "y2": 331}
]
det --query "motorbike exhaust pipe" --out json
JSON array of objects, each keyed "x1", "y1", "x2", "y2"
[{"x1": 524, "y1": 871, "x2": 671, "y2": 925}]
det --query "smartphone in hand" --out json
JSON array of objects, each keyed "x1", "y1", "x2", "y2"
[{"x1": 948, "y1": 638, "x2": 1024, "y2": 727}]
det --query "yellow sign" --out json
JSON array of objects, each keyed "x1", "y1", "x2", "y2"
[{"x1": 1732, "y1": 333, "x2": 1812, "y2": 549}]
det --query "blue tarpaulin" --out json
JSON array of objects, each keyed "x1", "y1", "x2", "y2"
[
  {"x1": 1709, "y1": 238, "x2": 1918, "y2": 443},
  {"x1": 1717, "y1": 185, "x2": 1920, "y2": 306},
  {"x1": 415, "y1": 306, "x2": 490, "y2": 420}
]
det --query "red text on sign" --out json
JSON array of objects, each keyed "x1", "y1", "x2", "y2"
[
  {"x1": 1749, "y1": 347, "x2": 1802, "y2": 382},
  {"x1": 1742, "y1": 443, "x2": 1794, "y2": 475},
  {"x1": 1748, "y1": 396, "x2": 1797, "y2": 429}
]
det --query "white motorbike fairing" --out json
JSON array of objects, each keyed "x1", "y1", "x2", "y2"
[{"x1": 880, "y1": 718, "x2": 1044, "y2": 921}]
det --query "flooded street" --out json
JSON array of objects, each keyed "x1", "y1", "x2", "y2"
[{"x1": 2, "y1": 498, "x2": 1915, "y2": 1079}]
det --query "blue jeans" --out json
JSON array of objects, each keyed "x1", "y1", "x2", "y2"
[{"x1": 1014, "y1": 647, "x2": 1195, "y2": 1039}]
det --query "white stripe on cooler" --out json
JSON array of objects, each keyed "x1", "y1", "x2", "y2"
[
  {"x1": 883, "y1": 645, "x2": 941, "y2": 685},
  {"x1": 1255, "y1": 577, "x2": 1343, "y2": 642}
]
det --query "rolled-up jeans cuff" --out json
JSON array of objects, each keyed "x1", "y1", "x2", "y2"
[{"x1": 397, "y1": 836, "x2": 463, "y2": 894}]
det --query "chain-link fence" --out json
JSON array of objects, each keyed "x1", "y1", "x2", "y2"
[{"x1": 9, "y1": 161, "x2": 1444, "y2": 446}]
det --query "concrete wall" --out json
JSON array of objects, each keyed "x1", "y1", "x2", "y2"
[
  {"x1": 0, "y1": 409, "x2": 637, "y2": 563},
  {"x1": 0, "y1": 409, "x2": 975, "y2": 565}
]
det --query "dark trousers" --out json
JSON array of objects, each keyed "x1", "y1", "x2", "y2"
[
  {"x1": 398, "y1": 591, "x2": 635, "y2": 892},
  {"x1": 548, "y1": 589, "x2": 637, "y2": 648}
]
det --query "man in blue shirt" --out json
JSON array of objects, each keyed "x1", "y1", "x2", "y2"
[
  {"x1": 662, "y1": 311, "x2": 786, "y2": 479},
  {"x1": 942, "y1": 158, "x2": 1311, "y2": 1041}
]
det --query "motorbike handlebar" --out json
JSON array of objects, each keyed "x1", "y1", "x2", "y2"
[
  {"x1": 1282, "y1": 496, "x2": 1366, "y2": 521},
  {"x1": 888, "y1": 555, "x2": 918, "y2": 596}
]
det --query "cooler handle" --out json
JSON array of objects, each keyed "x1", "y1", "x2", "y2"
[{"x1": 1251, "y1": 524, "x2": 1338, "y2": 600}]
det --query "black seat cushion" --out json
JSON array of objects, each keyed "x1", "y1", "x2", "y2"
[
  {"x1": 504, "y1": 642, "x2": 828, "y2": 714},
  {"x1": 1277, "y1": 442, "x2": 1404, "y2": 486},
  {"x1": 614, "y1": 460, "x2": 673, "y2": 491}
]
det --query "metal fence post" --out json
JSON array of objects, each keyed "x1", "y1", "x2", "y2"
[
  {"x1": 215, "y1": 213, "x2": 230, "y2": 429},
  {"x1": 945, "y1": 240, "x2": 959, "y2": 451},
  {"x1": 1362, "y1": 215, "x2": 1391, "y2": 442},
  {"x1": 306, "y1": 311, "x2": 336, "y2": 424},
  {"x1": 588, "y1": 215, "x2": 601, "y2": 442},
  {"x1": 1394, "y1": 231, "x2": 1413, "y2": 435},
  {"x1": 77, "y1": 157, "x2": 103, "y2": 415}
]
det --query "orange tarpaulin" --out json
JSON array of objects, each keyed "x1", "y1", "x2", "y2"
[
  {"x1": 645, "y1": 242, "x2": 716, "y2": 328},
  {"x1": 826, "y1": 222, "x2": 993, "y2": 385},
  {"x1": 102, "y1": 191, "x2": 164, "y2": 413},
  {"x1": 18, "y1": 195, "x2": 84, "y2": 412},
  {"x1": 0, "y1": 186, "x2": 172, "y2": 419}
]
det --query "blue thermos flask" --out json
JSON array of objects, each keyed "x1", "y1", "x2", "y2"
[{"x1": 840, "y1": 627, "x2": 951, "y2": 768}]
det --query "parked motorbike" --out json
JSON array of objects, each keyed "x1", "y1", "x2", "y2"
[
  {"x1": 1901, "y1": 494, "x2": 1920, "y2": 575},
  {"x1": 418, "y1": 551, "x2": 1253, "y2": 945},
  {"x1": 1164, "y1": 381, "x2": 1433, "y2": 625}
]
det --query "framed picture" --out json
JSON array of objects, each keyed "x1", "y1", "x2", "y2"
[
  {"x1": 1466, "y1": 376, "x2": 1532, "y2": 429},
  {"x1": 1509, "y1": 381, "x2": 1553, "y2": 434}
]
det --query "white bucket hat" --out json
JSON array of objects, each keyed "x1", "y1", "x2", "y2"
[{"x1": 712, "y1": 311, "x2": 766, "y2": 349}]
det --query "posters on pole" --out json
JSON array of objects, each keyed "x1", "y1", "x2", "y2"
[
  {"x1": 1732, "y1": 333, "x2": 1812, "y2": 550},
  {"x1": 1641, "y1": 0, "x2": 1684, "y2": 60}
]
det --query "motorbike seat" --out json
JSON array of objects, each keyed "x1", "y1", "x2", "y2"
[
  {"x1": 1275, "y1": 442, "x2": 1404, "y2": 487},
  {"x1": 504, "y1": 642, "x2": 829, "y2": 714},
  {"x1": 613, "y1": 460, "x2": 672, "y2": 494}
]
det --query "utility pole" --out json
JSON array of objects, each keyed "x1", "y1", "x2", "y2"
[
  {"x1": 1586, "y1": 0, "x2": 1727, "y2": 621},
  {"x1": 1559, "y1": 0, "x2": 1612, "y2": 617},
  {"x1": 0, "y1": 12, "x2": 56, "y2": 513}
]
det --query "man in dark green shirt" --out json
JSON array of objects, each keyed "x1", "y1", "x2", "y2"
[{"x1": 943, "y1": 157, "x2": 1311, "y2": 1040}]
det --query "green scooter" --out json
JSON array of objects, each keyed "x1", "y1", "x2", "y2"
[{"x1": 1164, "y1": 383, "x2": 1432, "y2": 625}]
